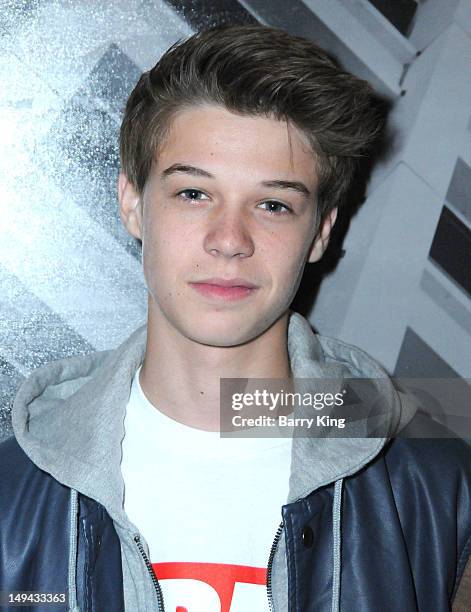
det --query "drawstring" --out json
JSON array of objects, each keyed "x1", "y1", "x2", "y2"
[
  {"x1": 68, "y1": 488, "x2": 80, "y2": 611},
  {"x1": 331, "y1": 478, "x2": 344, "y2": 612}
]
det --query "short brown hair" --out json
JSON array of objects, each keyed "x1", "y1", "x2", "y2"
[{"x1": 120, "y1": 25, "x2": 384, "y2": 221}]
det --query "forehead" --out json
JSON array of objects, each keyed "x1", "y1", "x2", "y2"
[{"x1": 154, "y1": 104, "x2": 319, "y2": 186}]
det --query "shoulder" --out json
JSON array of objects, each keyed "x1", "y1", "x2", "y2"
[
  {"x1": 0, "y1": 435, "x2": 35, "y2": 480},
  {"x1": 0, "y1": 437, "x2": 77, "y2": 597},
  {"x1": 0, "y1": 435, "x2": 70, "y2": 515},
  {"x1": 384, "y1": 410, "x2": 471, "y2": 479}
]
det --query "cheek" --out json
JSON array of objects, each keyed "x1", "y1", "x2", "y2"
[
  {"x1": 268, "y1": 234, "x2": 313, "y2": 302},
  {"x1": 141, "y1": 221, "x2": 173, "y2": 291},
  {"x1": 142, "y1": 209, "x2": 181, "y2": 264},
  {"x1": 271, "y1": 238, "x2": 310, "y2": 282},
  {"x1": 141, "y1": 212, "x2": 198, "y2": 298}
]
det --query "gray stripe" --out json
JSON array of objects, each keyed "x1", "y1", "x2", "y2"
[
  {"x1": 41, "y1": 44, "x2": 142, "y2": 261},
  {"x1": 420, "y1": 268, "x2": 471, "y2": 336},
  {"x1": 446, "y1": 157, "x2": 471, "y2": 224},
  {"x1": 394, "y1": 326, "x2": 459, "y2": 378},
  {"x1": 0, "y1": 266, "x2": 95, "y2": 373}
]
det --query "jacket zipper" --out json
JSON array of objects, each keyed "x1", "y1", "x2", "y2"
[
  {"x1": 135, "y1": 521, "x2": 284, "y2": 612},
  {"x1": 266, "y1": 520, "x2": 284, "y2": 612},
  {"x1": 134, "y1": 534, "x2": 165, "y2": 611}
]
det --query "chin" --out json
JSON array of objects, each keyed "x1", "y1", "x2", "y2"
[
  {"x1": 183, "y1": 311, "x2": 280, "y2": 349},
  {"x1": 180, "y1": 313, "x2": 253, "y2": 346},
  {"x1": 187, "y1": 326, "x2": 255, "y2": 348}
]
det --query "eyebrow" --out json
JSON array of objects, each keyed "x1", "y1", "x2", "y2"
[
  {"x1": 261, "y1": 179, "x2": 311, "y2": 197},
  {"x1": 162, "y1": 164, "x2": 212, "y2": 179},
  {"x1": 161, "y1": 163, "x2": 312, "y2": 197}
]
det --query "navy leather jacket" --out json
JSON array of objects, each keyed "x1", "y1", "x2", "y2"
[{"x1": 1, "y1": 421, "x2": 470, "y2": 611}]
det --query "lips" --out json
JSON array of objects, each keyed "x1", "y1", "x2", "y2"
[
  {"x1": 189, "y1": 277, "x2": 258, "y2": 301},
  {"x1": 192, "y1": 277, "x2": 257, "y2": 288}
]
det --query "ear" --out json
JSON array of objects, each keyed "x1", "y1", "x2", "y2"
[
  {"x1": 307, "y1": 206, "x2": 338, "y2": 263},
  {"x1": 118, "y1": 172, "x2": 143, "y2": 240}
]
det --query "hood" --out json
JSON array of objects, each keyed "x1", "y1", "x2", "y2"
[{"x1": 12, "y1": 309, "x2": 417, "y2": 516}]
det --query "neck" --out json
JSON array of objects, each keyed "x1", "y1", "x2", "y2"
[{"x1": 139, "y1": 297, "x2": 292, "y2": 431}]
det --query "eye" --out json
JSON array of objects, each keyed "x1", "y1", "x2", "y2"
[
  {"x1": 177, "y1": 188, "x2": 209, "y2": 201},
  {"x1": 258, "y1": 200, "x2": 292, "y2": 215}
]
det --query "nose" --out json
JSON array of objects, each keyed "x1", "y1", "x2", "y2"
[{"x1": 203, "y1": 207, "x2": 255, "y2": 259}]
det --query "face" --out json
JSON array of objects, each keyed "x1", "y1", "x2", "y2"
[{"x1": 119, "y1": 104, "x2": 337, "y2": 347}]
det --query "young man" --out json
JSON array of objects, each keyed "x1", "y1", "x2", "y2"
[{"x1": 1, "y1": 25, "x2": 470, "y2": 612}]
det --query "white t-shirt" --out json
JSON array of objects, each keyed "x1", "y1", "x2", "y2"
[{"x1": 121, "y1": 366, "x2": 292, "y2": 612}]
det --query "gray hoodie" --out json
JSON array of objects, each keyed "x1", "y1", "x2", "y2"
[{"x1": 11, "y1": 310, "x2": 416, "y2": 611}]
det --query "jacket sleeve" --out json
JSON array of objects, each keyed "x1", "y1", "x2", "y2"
[{"x1": 0, "y1": 435, "x2": 71, "y2": 609}]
